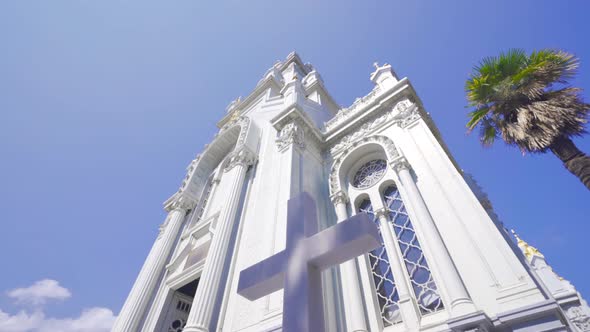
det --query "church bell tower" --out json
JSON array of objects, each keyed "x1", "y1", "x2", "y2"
[{"x1": 113, "y1": 52, "x2": 590, "y2": 332}]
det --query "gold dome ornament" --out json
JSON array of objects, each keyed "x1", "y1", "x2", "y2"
[{"x1": 511, "y1": 229, "x2": 543, "y2": 261}]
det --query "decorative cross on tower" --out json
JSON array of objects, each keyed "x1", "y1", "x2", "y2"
[{"x1": 237, "y1": 192, "x2": 381, "y2": 332}]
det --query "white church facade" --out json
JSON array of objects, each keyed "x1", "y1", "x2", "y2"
[{"x1": 113, "y1": 52, "x2": 590, "y2": 332}]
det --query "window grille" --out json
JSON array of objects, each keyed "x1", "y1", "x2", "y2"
[
  {"x1": 358, "y1": 199, "x2": 401, "y2": 326},
  {"x1": 352, "y1": 159, "x2": 387, "y2": 189},
  {"x1": 382, "y1": 186, "x2": 443, "y2": 314}
]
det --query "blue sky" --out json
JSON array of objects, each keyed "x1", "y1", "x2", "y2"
[{"x1": 1, "y1": 0, "x2": 589, "y2": 329}]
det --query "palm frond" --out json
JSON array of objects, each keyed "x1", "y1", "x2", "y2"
[
  {"x1": 467, "y1": 107, "x2": 492, "y2": 131},
  {"x1": 464, "y1": 48, "x2": 588, "y2": 153}
]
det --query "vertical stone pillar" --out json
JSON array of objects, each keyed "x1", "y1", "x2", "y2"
[
  {"x1": 373, "y1": 208, "x2": 420, "y2": 329},
  {"x1": 391, "y1": 157, "x2": 475, "y2": 316},
  {"x1": 112, "y1": 196, "x2": 195, "y2": 332},
  {"x1": 331, "y1": 191, "x2": 368, "y2": 332},
  {"x1": 183, "y1": 148, "x2": 256, "y2": 332}
]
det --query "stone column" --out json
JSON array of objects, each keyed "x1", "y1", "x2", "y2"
[
  {"x1": 373, "y1": 208, "x2": 420, "y2": 329},
  {"x1": 112, "y1": 196, "x2": 195, "y2": 332},
  {"x1": 390, "y1": 157, "x2": 475, "y2": 316},
  {"x1": 183, "y1": 148, "x2": 256, "y2": 332},
  {"x1": 331, "y1": 191, "x2": 368, "y2": 332}
]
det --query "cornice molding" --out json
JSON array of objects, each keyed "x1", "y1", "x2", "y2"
[
  {"x1": 329, "y1": 98, "x2": 416, "y2": 156},
  {"x1": 217, "y1": 77, "x2": 282, "y2": 128}
]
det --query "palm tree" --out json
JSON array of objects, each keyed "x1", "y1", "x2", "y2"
[{"x1": 465, "y1": 49, "x2": 590, "y2": 189}]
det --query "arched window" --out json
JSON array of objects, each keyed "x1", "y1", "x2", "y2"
[
  {"x1": 357, "y1": 198, "x2": 401, "y2": 326},
  {"x1": 382, "y1": 185, "x2": 443, "y2": 314},
  {"x1": 347, "y1": 156, "x2": 446, "y2": 327},
  {"x1": 186, "y1": 174, "x2": 216, "y2": 228}
]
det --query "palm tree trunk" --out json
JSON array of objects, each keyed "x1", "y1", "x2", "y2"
[{"x1": 550, "y1": 136, "x2": 590, "y2": 190}]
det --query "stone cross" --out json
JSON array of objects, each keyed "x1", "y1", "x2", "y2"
[{"x1": 237, "y1": 192, "x2": 381, "y2": 332}]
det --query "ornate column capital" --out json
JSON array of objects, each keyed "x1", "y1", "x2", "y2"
[
  {"x1": 276, "y1": 120, "x2": 305, "y2": 152},
  {"x1": 389, "y1": 156, "x2": 411, "y2": 173},
  {"x1": 330, "y1": 190, "x2": 349, "y2": 206},
  {"x1": 165, "y1": 194, "x2": 197, "y2": 212},
  {"x1": 224, "y1": 147, "x2": 257, "y2": 172}
]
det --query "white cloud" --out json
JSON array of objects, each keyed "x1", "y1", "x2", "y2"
[
  {"x1": 0, "y1": 307, "x2": 116, "y2": 332},
  {"x1": 7, "y1": 280, "x2": 71, "y2": 306},
  {"x1": 2, "y1": 279, "x2": 116, "y2": 331}
]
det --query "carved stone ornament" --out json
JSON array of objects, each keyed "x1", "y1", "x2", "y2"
[
  {"x1": 171, "y1": 195, "x2": 198, "y2": 212},
  {"x1": 329, "y1": 135, "x2": 400, "y2": 196},
  {"x1": 329, "y1": 98, "x2": 416, "y2": 155},
  {"x1": 224, "y1": 148, "x2": 257, "y2": 172},
  {"x1": 325, "y1": 85, "x2": 383, "y2": 131},
  {"x1": 178, "y1": 116, "x2": 251, "y2": 194},
  {"x1": 276, "y1": 121, "x2": 305, "y2": 152},
  {"x1": 329, "y1": 190, "x2": 349, "y2": 206},
  {"x1": 220, "y1": 116, "x2": 250, "y2": 147},
  {"x1": 567, "y1": 305, "x2": 590, "y2": 331},
  {"x1": 390, "y1": 156, "x2": 411, "y2": 173}
]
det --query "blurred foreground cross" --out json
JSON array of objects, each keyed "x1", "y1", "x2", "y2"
[{"x1": 237, "y1": 192, "x2": 381, "y2": 332}]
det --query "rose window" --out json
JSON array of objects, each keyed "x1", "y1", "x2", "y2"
[{"x1": 352, "y1": 159, "x2": 387, "y2": 189}]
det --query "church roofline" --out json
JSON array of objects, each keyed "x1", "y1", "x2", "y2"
[{"x1": 217, "y1": 52, "x2": 339, "y2": 128}]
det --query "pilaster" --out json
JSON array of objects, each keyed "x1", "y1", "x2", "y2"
[
  {"x1": 112, "y1": 194, "x2": 196, "y2": 332},
  {"x1": 330, "y1": 191, "x2": 370, "y2": 332},
  {"x1": 389, "y1": 157, "x2": 476, "y2": 317},
  {"x1": 183, "y1": 148, "x2": 256, "y2": 332}
]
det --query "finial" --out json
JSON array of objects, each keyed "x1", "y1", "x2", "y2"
[
  {"x1": 510, "y1": 229, "x2": 520, "y2": 240},
  {"x1": 511, "y1": 229, "x2": 543, "y2": 260},
  {"x1": 373, "y1": 62, "x2": 379, "y2": 69}
]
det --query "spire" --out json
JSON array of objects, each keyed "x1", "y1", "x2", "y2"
[{"x1": 511, "y1": 229, "x2": 544, "y2": 261}]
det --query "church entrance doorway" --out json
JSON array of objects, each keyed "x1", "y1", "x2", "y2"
[{"x1": 160, "y1": 278, "x2": 199, "y2": 332}]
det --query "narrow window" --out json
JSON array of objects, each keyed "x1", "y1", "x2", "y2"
[
  {"x1": 358, "y1": 198, "x2": 401, "y2": 326},
  {"x1": 382, "y1": 186, "x2": 443, "y2": 314}
]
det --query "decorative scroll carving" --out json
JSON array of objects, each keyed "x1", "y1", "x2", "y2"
[
  {"x1": 276, "y1": 121, "x2": 305, "y2": 152},
  {"x1": 224, "y1": 148, "x2": 257, "y2": 172},
  {"x1": 329, "y1": 135, "x2": 400, "y2": 196},
  {"x1": 567, "y1": 305, "x2": 590, "y2": 331},
  {"x1": 329, "y1": 98, "x2": 415, "y2": 155}
]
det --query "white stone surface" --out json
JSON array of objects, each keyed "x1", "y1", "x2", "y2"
[{"x1": 114, "y1": 53, "x2": 585, "y2": 332}]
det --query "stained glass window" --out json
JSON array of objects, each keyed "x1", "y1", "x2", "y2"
[
  {"x1": 358, "y1": 199, "x2": 401, "y2": 326},
  {"x1": 352, "y1": 159, "x2": 387, "y2": 189},
  {"x1": 382, "y1": 186, "x2": 444, "y2": 314}
]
